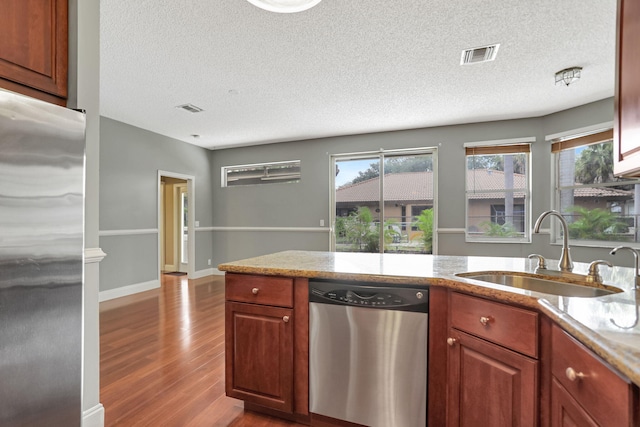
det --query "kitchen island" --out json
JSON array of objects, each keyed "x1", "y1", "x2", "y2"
[{"x1": 219, "y1": 250, "x2": 640, "y2": 426}]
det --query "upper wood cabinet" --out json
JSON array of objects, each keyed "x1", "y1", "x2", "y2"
[
  {"x1": 614, "y1": 0, "x2": 640, "y2": 176},
  {"x1": 0, "y1": 0, "x2": 68, "y2": 105}
]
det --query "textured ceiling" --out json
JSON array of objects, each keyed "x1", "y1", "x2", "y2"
[{"x1": 100, "y1": 0, "x2": 617, "y2": 150}]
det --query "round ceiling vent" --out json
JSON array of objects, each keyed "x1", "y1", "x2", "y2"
[{"x1": 246, "y1": 0, "x2": 322, "y2": 13}]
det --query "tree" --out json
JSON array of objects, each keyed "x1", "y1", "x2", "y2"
[
  {"x1": 340, "y1": 207, "x2": 401, "y2": 252},
  {"x1": 349, "y1": 156, "x2": 433, "y2": 185},
  {"x1": 413, "y1": 209, "x2": 433, "y2": 253},
  {"x1": 466, "y1": 154, "x2": 526, "y2": 174},
  {"x1": 567, "y1": 206, "x2": 628, "y2": 240},
  {"x1": 479, "y1": 221, "x2": 519, "y2": 237},
  {"x1": 574, "y1": 143, "x2": 613, "y2": 184},
  {"x1": 351, "y1": 163, "x2": 381, "y2": 184},
  {"x1": 343, "y1": 207, "x2": 378, "y2": 251}
]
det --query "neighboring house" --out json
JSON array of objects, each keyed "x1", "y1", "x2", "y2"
[
  {"x1": 336, "y1": 171, "x2": 634, "y2": 234},
  {"x1": 336, "y1": 171, "x2": 433, "y2": 239}
]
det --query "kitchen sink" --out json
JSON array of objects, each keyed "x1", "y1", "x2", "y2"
[{"x1": 455, "y1": 272, "x2": 623, "y2": 298}]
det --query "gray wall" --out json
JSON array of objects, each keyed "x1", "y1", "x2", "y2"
[
  {"x1": 211, "y1": 98, "x2": 624, "y2": 267},
  {"x1": 68, "y1": 0, "x2": 103, "y2": 420},
  {"x1": 100, "y1": 97, "x2": 633, "y2": 294},
  {"x1": 99, "y1": 117, "x2": 215, "y2": 291}
]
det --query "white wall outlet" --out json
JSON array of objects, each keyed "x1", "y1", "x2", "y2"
[
  {"x1": 195, "y1": 220, "x2": 200, "y2": 227},
  {"x1": 207, "y1": 259, "x2": 211, "y2": 266},
  {"x1": 320, "y1": 219, "x2": 325, "y2": 227}
]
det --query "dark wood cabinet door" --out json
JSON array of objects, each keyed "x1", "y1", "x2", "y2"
[
  {"x1": 447, "y1": 329, "x2": 538, "y2": 427},
  {"x1": 614, "y1": 0, "x2": 640, "y2": 176},
  {"x1": 551, "y1": 325, "x2": 635, "y2": 426},
  {"x1": 550, "y1": 378, "x2": 598, "y2": 427},
  {"x1": 0, "y1": 0, "x2": 67, "y2": 104},
  {"x1": 225, "y1": 302, "x2": 293, "y2": 413}
]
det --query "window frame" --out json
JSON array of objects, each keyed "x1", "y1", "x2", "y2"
[
  {"x1": 550, "y1": 129, "x2": 640, "y2": 247},
  {"x1": 221, "y1": 160, "x2": 301, "y2": 187},
  {"x1": 330, "y1": 147, "x2": 438, "y2": 254},
  {"x1": 464, "y1": 137, "x2": 534, "y2": 243}
]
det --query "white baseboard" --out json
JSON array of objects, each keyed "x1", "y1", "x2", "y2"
[
  {"x1": 83, "y1": 403, "x2": 104, "y2": 427},
  {"x1": 99, "y1": 279, "x2": 160, "y2": 302},
  {"x1": 191, "y1": 268, "x2": 224, "y2": 279}
]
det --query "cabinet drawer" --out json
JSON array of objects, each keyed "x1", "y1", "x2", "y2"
[
  {"x1": 450, "y1": 292, "x2": 538, "y2": 358},
  {"x1": 226, "y1": 273, "x2": 294, "y2": 308},
  {"x1": 551, "y1": 325, "x2": 633, "y2": 426}
]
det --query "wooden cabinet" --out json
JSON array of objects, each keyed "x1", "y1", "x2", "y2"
[
  {"x1": 224, "y1": 273, "x2": 309, "y2": 419},
  {"x1": 551, "y1": 378, "x2": 598, "y2": 427},
  {"x1": 614, "y1": 0, "x2": 640, "y2": 176},
  {"x1": 550, "y1": 324, "x2": 636, "y2": 426},
  {"x1": 446, "y1": 292, "x2": 539, "y2": 426},
  {"x1": 225, "y1": 301, "x2": 294, "y2": 412},
  {"x1": 0, "y1": 0, "x2": 68, "y2": 105}
]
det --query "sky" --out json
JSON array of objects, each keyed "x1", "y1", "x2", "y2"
[{"x1": 335, "y1": 159, "x2": 376, "y2": 187}]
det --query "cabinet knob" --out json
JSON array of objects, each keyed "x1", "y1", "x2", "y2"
[
  {"x1": 283, "y1": 316, "x2": 290, "y2": 323},
  {"x1": 447, "y1": 337, "x2": 457, "y2": 346},
  {"x1": 252, "y1": 287, "x2": 259, "y2": 295},
  {"x1": 479, "y1": 316, "x2": 492, "y2": 326},
  {"x1": 565, "y1": 367, "x2": 585, "y2": 382}
]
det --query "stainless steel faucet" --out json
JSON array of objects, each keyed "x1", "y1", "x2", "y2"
[
  {"x1": 586, "y1": 260, "x2": 613, "y2": 283},
  {"x1": 610, "y1": 246, "x2": 640, "y2": 290},
  {"x1": 533, "y1": 210, "x2": 573, "y2": 272}
]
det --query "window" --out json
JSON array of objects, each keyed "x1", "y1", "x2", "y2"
[
  {"x1": 332, "y1": 148, "x2": 436, "y2": 254},
  {"x1": 553, "y1": 129, "x2": 640, "y2": 244},
  {"x1": 490, "y1": 204, "x2": 525, "y2": 229},
  {"x1": 465, "y1": 141, "x2": 531, "y2": 242},
  {"x1": 222, "y1": 160, "x2": 300, "y2": 187}
]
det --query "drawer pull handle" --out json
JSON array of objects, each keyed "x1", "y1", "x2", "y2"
[
  {"x1": 447, "y1": 337, "x2": 457, "y2": 346},
  {"x1": 565, "y1": 367, "x2": 585, "y2": 382},
  {"x1": 283, "y1": 316, "x2": 290, "y2": 323},
  {"x1": 479, "y1": 316, "x2": 492, "y2": 326},
  {"x1": 252, "y1": 288, "x2": 259, "y2": 295}
]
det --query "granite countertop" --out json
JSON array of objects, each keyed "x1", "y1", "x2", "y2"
[{"x1": 218, "y1": 250, "x2": 640, "y2": 387}]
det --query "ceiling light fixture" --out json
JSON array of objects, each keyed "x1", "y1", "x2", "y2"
[
  {"x1": 555, "y1": 67, "x2": 582, "y2": 86},
  {"x1": 246, "y1": 0, "x2": 322, "y2": 13}
]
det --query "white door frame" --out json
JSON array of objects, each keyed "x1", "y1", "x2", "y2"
[
  {"x1": 158, "y1": 170, "x2": 196, "y2": 279},
  {"x1": 175, "y1": 183, "x2": 188, "y2": 273}
]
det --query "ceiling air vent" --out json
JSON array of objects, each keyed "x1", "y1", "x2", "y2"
[
  {"x1": 175, "y1": 103, "x2": 204, "y2": 113},
  {"x1": 460, "y1": 44, "x2": 500, "y2": 65}
]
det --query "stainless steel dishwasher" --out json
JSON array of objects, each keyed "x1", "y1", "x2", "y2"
[{"x1": 309, "y1": 280, "x2": 429, "y2": 427}]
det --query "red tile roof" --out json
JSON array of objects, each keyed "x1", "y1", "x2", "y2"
[{"x1": 336, "y1": 170, "x2": 632, "y2": 203}]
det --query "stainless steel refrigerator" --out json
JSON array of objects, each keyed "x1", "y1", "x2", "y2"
[{"x1": 0, "y1": 89, "x2": 85, "y2": 426}]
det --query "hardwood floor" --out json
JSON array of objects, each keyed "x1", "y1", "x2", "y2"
[{"x1": 100, "y1": 274, "x2": 306, "y2": 427}]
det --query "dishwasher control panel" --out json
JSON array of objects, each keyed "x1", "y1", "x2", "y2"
[
  {"x1": 309, "y1": 280, "x2": 429, "y2": 312},
  {"x1": 312, "y1": 288, "x2": 409, "y2": 307}
]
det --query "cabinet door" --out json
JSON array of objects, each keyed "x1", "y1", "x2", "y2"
[
  {"x1": 225, "y1": 302, "x2": 293, "y2": 413},
  {"x1": 447, "y1": 330, "x2": 538, "y2": 427},
  {"x1": 614, "y1": 0, "x2": 640, "y2": 176},
  {"x1": 550, "y1": 378, "x2": 598, "y2": 427},
  {"x1": 0, "y1": 0, "x2": 68, "y2": 104},
  {"x1": 551, "y1": 324, "x2": 634, "y2": 426}
]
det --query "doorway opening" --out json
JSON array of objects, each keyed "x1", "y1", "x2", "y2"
[{"x1": 158, "y1": 171, "x2": 195, "y2": 279}]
